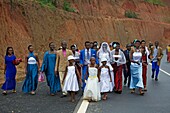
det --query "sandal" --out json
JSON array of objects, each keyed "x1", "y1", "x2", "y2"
[
  {"x1": 50, "y1": 93, "x2": 55, "y2": 96},
  {"x1": 143, "y1": 88, "x2": 147, "y2": 92},
  {"x1": 139, "y1": 91, "x2": 144, "y2": 95},
  {"x1": 102, "y1": 95, "x2": 107, "y2": 100},
  {"x1": 131, "y1": 89, "x2": 135, "y2": 93},
  {"x1": 12, "y1": 90, "x2": 17, "y2": 93}
]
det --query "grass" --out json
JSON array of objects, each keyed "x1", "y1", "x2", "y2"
[
  {"x1": 125, "y1": 10, "x2": 139, "y2": 19},
  {"x1": 144, "y1": 0, "x2": 165, "y2": 6}
]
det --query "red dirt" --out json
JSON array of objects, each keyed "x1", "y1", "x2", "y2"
[{"x1": 0, "y1": 0, "x2": 170, "y2": 83}]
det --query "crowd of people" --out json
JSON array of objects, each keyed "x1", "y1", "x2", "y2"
[{"x1": 2, "y1": 39, "x2": 168, "y2": 102}]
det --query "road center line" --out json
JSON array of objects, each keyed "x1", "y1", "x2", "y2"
[
  {"x1": 77, "y1": 100, "x2": 89, "y2": 113},
  {"x1": 149, "y1": 63, "x2": 170, "y2": 77}
]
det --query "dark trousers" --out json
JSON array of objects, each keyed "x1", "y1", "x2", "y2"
[{"x1": 123, "y1": 63, "x2": 131, "y2": 87}]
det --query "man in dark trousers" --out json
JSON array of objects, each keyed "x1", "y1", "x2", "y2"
[{"x1": 123, "y1": 44, "x2": 131, "y2": 87}]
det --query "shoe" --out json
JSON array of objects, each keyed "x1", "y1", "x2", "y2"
[
  {"x1": 151, "y1": 74, "x2": 154, "y2": 78},
  {"x1": 2, "y1": 91, "x2": 7, "y2": 95},
  {"x1": 60, "y1": 95, "x2": 67, "y2": 98},
  {"x1": 50, "y1": 93, "x2": 55, "y2": 96},
  {"x1": 30, "y1": 91, "x2": 36, "y2": 95},
  {"x1": 155, "y1": 78, "x2": 158, "y2": 81},
  {"x1": 118, "y1": 91, "x2": 122, "y2": 94}
]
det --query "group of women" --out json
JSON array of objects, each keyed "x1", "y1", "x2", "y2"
[{"x1": 1, "y1": 39, "x2": 156, "y2": 101}]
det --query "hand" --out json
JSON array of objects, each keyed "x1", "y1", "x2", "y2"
[
  {"x1": 110, "y1": 79, "x2": 112, "y2": 82},
  {"x1": 157, "y1": 57, "x2": 161, "y2": 60},
  {"x1": 55, "y1": 70, "x2": 59, "y2": 75},
  {"x1": 79, "y1": 79, "x2": 82, "y2": 85},
  {"x1": 79, "y1": 64, "x2": 83, "y2": 67},
  {"x1": 143, "y1": 63, "x2": 147, "y2": 67},
  {"x1": 126, "y1": 68, "x2": 128, "y2": 73},
  {"x1": 25, "y1": 70, "x2": 27, "y2": 75}
]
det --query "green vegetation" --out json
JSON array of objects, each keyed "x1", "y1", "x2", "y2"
[
  {"x1": 125, "y1": 10, "x2": 139, "y2": 19},
  {"x1": 144, "y1": 0, "x2": 165, "y2": 6},
  {"x1": 63, "y1": 1, "x2": 75, "y2": 12},
  {"x1": 36, "y1": 0, "x2": 56, "y2": 10}
]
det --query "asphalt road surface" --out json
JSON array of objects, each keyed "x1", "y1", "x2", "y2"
[
  {"x1": 0, "y1": 52, "x2": 170, "y2": 113},
  {"x1": 0, "y1": 81, "x2": 82, "y2": 113},
  {"x1": 86, "y1": 52, "x2": 170, "y2": 113}
]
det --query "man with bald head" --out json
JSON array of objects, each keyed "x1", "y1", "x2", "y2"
[{"x1": 56, "y1": 40, "x2": 73, "y2": 97}]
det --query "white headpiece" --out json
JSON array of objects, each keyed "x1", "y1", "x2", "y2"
[{"x1": 67, "y1": 55, "x2": 75, "y2": 61}]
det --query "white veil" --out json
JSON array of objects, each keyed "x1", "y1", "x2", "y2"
[{"x1": 97, "y1": 42, "x2": 111, "y2": 63}]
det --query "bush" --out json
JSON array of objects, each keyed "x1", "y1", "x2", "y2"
[
  {"x1": 63, "y1": 1, "x2": 75, "y2": 12},
  {"x1": 144, "y1": 0, "x2": 165, "y2": 6},
  {"x1": 125, "y1": 10, "x2": 139, "y2": 19},
  {"x1": 37, "y1": 0, "x2": 56, "y2": 10}
]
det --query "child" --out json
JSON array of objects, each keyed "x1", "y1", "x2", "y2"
[
  {"x1": 62, "y1": 55, "x2": 81, "y2": 102},
  {"x1": 98, "y1": 58, "x2": 112, "y2": 100},
  {"x1": 83, "y1": 57, "x2": 101, "y2": 101}
]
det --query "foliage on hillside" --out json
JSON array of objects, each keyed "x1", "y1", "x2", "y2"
[{"x1": 144, "y1": 0, "x2": 165, "y2": 6}]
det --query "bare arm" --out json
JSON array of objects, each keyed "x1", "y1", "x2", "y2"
[
  {"x1": 75, "y1": 66, "x2": 81, "y2": 83},
  {"x1": 4, "y1": 64, "x2": 6, "y2": 75},
  {"x1": 97, "y1": 67, "x2": 101, "y2": 82},
  {"x1": 35, "y1": 54, "x2": 40, "y2": 71},
  {"x1": 55, "y1": 52, "x2": 60, "y2": 74},
  {"x1": 25, "y1": 55, "x2": 28, "y2": 74},
  {"x1": 108, "y1": 66, "x2": 112, "y2": 82}
]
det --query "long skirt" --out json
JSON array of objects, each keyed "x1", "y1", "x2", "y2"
[
  {"x1": 2, "y1": 68, "x2": 16, "y2": 90},
  {"x1": 22, "y1": 64, "x2": 38, "y2": 93},
  {"x1": 113, "y1": 64, "x2": 123, "y2": 91},
  {"x1": 130, "y1": 63, "x2": 144, "y2": 89}
]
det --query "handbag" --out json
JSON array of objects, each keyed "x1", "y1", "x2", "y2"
[
  {"x1": 38, "y1": 72, "x2": 45, "y2": 82},
  {"x1": 12, "y1": 58, "x2": 22, "y2": 65}
]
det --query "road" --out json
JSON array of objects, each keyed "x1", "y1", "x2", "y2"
[
  {"x1": 85, "y1": 52, "x2": 170, "y2": 113},
  {"x1": 0, "y1": 81, "x2": 81, "y2": 113},
  {"x1": 0, "y1": 52, "x2": 170, "y2": 113}
]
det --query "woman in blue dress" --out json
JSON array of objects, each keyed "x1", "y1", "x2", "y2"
[
  {"x1": 22, "y1": 45, "x2": 40, "y2": 95},
  {"x1": 41, "y1": 42, "x2": 61, "y2": 96},
  {"x1": 2, "y1": 47, "x2": 19, "y2": 95},
  {"x1": 130, "y1": 40, "x2": 144, "y2": 95}
]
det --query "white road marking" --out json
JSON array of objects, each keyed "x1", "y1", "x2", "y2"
[
  {"x1": 149, "y1": 63, "x2": 170, "y2": 77},
  {"x1": 77, "y1": 100, "x2": 89, "y2": 113}
]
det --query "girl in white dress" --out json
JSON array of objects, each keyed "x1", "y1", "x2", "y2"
[
  {"x1": 62, "y1": 56, "x2": 81, "y2": 102},
  {"x1": 98, "y1": 58, "x2": 112, "y2": 100},
  {"x1": 83, "y1": 57, "x2": 101, "y2": 101}
]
